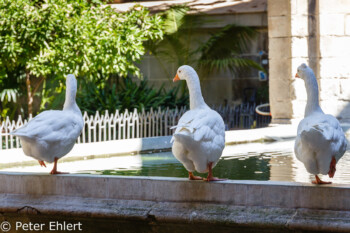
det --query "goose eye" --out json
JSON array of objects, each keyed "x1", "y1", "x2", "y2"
[{"x1": 179, "y1": 70, "x2": 181, "y2": 73}]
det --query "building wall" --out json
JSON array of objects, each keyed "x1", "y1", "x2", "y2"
[
  {"x1": 318, "y1": 0, "x2": 350, "y2": 121},
  {"x1": 268, "y1": 0, "x2": 350, "y2": 123},
  {"x1": 137, "y1": 12, "x2": 268, "y2": 106}
]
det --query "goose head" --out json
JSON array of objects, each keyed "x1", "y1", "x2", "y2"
[
  {"x1": 295, "y1": 63, "x2": 314, "y2": 80},
  {"x1": 66, "y1": 74, "x2": 77, "y2": 91},
  {"x1": 173, "y1": 65, "x2": 206, "y2": 109},
  {"x1": 173, "y1": 65, "x2": 197, "y2": 82},
  {"x1": 64, "y1": 74, "x2": 80, "y2": 112},
  {"x1": 295, "y1": 63, "x2": 322, "y2": 116}
]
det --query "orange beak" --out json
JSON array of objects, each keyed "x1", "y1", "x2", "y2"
[
  {"x1": 173, "y1": 74, "x2": 180, "y2": 82},
  {"x1": 295, "y1": 73, "x2": 300, "y2": 78}
]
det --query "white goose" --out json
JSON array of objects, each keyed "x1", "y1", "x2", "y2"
[
  {"x1": 10, "y1": 74, "x2": 84, "y2": 174},
  {"x1": 294, "y1": 63, "x2": 347, "y2": 184},
  {"x1": 171, "y1": 65, "x2": 225, "y2": 181}
]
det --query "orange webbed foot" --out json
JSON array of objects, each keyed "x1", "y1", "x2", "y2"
[
  {"x1": 49, "y1": 157, "x2": 68, "y2": 175},
  {"x1": 38, "y1": 160, "x2": 46, "y2": 167},
  {"x1": 188, "y1": 172, "x2": 202, "y2": 180},
  {"x1": 312, "y1": 175, "x2": 332, "y2": 184},
  {"x1": 50, "y1": 170, "x2": 69, "y2": 175},
  {"x1": 204, "y1": 162, "x2": 226, "y2": 182}
]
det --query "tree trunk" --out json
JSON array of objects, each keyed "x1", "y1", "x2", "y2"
[
  {"x1": 25, "y1": 70, "x2": 45, "y2": 116},
  {"x1": 26, "y1": 71, "x2": 33, "y2": 116}
]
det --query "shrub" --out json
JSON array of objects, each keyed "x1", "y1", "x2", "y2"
[
  {"x1": 0, "y1": 0, "x2": 163, "y2": 115},
  {"x1": 76, "y1": 77, "x2": 189, "y2": 115}
]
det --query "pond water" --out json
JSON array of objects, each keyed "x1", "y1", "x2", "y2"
[{"x1": 2, "y1": 140, "x2": 350, "y2": 184}]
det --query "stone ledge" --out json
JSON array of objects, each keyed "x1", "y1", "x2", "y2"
[
  {"x1": 0, "y1": 173, "x2": 350, "y2": 211},
  {"x1": 0, "y1": 194, "x2": 349, "y2": 232}
]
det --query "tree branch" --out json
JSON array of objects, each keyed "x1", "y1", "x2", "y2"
[{"x1": 32, "y1": 76, "x2": 45, "y2": 96}]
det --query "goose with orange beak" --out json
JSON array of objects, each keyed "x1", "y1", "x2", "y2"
[
  {"x1": 170, "y1": 65, "x2": 225, "y2": 181},
  {"x1": 294, "y1": 63, "x2": 347, "y2": 184}
]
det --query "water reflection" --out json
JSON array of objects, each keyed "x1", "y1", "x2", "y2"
[{"x1": 1, "y1": 140, "x2": 350, "y2": 184}]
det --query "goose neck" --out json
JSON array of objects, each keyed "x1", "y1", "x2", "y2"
[
  {"x1": 304, "y1": 76, "x2": 322, "y2": 116},
  {"x1": 186, "y1": 77, "x2": 206, "y2": 110},
  {"x1": 63, "y1": 87, "x2": 81, "y2": 114}
]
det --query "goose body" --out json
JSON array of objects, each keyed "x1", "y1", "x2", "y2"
[
  {"x1": 171, "y1": 65, "x2": 225, "y2": 181},
  {"x1": 294, "y1": 64, "x2": 347, "y2": 184},
  {"x1": 10, "y1": 74, "x2": 84, "y2": 174}
]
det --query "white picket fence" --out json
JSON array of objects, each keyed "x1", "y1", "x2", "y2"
[
  {"x1": 0, "y1": 107, "x2": 188, "y2": 150},
  {"x1": 0, "y1": 104, "x2": 271, "y2": 150}
]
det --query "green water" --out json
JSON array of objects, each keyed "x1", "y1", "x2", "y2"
[
  {"x1": 3, "y1": 141, "x2": 350, "y2": 183},
  {"x1": 78, "y1": 145, "x2": 350, "y2": 184},
  {"x1": 86, "y1": 151, "x2": 279, "y2": 180}
]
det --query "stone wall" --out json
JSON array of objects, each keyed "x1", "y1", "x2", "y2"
[
  {"x1": 268, "y1": 0, "x2": 350, "y2": 123},
  {"x1": 318, "y1": 0, "x2": 350, "y2": 121}
]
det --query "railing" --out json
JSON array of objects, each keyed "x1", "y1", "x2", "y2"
[
  {"x1": 215, "y1": 103, "x2": 271, "y2": 129},
  {"x1": 0, "y1": 104, "x2": 271, "y2": 150}
]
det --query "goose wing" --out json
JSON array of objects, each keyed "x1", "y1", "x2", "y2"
[
  {"x1": 171, "y1": 108, "x2": 225, "y2": 147},
  {"x1": 298, "y1": 114, "x2": 347, "y2": 160},
  {"x1": 10, "y1": 110, "x2": 83, "y2": 143}
]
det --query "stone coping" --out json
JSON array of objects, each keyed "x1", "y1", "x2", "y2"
[
  {"x1": 1, "y1": 194, "x2": 349, "y2": 233},
  {"x1": 1, "y1": 172, "x2": 349, "y2": 212}
]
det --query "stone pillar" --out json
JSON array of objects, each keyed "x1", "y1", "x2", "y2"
[
  {"x1": 268, "y1": 0, "x2": 293, "y2": 124},
  {"x1": 268, "y1": 0, "x2": 310, "y2": 124},
  {"x1": 268, "y1": 0, "x2": 350, "y2": 123}
]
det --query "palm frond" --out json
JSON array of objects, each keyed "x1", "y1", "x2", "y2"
[
  {"x1": 198, "y1": 57, "x2": 263, "y2": 74},
  {"x1": 0, "y1": 89, "x2": 18, "y2": 102},
  {"x1": 198, "y1": 24, "x2": 257, "y2": 58},
  {"x1": 162, "y1": 5, "x2": 189, "y2": 35},
  {"x1": 196, "y1": 24, "x2": 263, "y2": 74}
]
